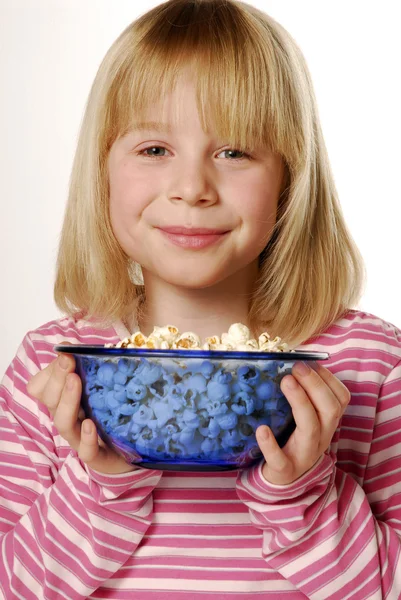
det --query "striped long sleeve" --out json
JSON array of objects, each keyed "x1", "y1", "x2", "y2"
[
  {"x1": 0, "y1": 330, "x2": 162, "y2": 599},
  {"x1": 0, "y1": 310, "x2": 400, "y2": 598},
  {"x1": 237, "y1": 349, "x2": 401, "y2": 598}
]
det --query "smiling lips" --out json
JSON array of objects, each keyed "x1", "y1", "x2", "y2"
[{"x1": 157, "y1": 226, "x2": 230, "y2": 249}]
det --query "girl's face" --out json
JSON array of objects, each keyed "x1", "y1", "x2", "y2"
[{"x1": 108, "y1": 76, "x2": 284, "y2": 291}]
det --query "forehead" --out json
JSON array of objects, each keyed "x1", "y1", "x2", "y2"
[{"x1": 130, "y1": 77, "x2": 203, "y2": 131}]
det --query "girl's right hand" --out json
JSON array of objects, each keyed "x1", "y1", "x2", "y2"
[{"x1": 27, "y1": 351, "x2": 137, "y2": 474}]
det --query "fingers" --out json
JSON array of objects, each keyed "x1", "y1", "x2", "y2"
[
  {"x1": 256, "y1": 425, "x2": 295, "y2": 485},
  {"x1": 291, "y1": 362, "x2": 349, "y2": 423},
  {"x1": 308, "y1": 362, "x2": 351, "y2": 414},
  {"x1": 27, "y1": 341, "x2": 73, "y2": 397},
  {"x1": 280, "y1": 375, "x2": 321, "y2": 462},
  {"x1": 281, "y1": 361, "x2": 350, "y2": 451},
  {"x1": 27, "y1": 353, "x2": 76, "y2": 416},
  {"x1": 53, "y1": 372, "x2": 82, "y2": 449},
  {"x1": 259, "y1": 363, "x2": 351, "y2": 485},
  {"x1": 41, "y1": 355, "x2": 76, "y2": 416},
  {"x1": 281, "y1": 373, "x2": 321, "y2": 436},
  {"x1": 78, "y1": 419, "x2": 101, "y2": 464}
]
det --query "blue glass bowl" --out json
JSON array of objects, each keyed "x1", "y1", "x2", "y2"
[{"x1": 55, "y1": 345, "x2": 329, "y2": 471}]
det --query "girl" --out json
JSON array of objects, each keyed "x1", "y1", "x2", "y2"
[{"x1": 1, "y1": 0, "x2": 400, "y2": 598}]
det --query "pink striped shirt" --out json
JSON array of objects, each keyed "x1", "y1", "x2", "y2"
[{"x1": 0, "y1": 309, "x2": 400, "y2": 599}]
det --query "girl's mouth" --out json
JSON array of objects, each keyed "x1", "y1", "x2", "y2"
[{"x1": 157, "y1": 226, "x2": 230, "y2": 249}]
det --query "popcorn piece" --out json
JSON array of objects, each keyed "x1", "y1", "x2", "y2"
[
  {"x1": 204, "y1": 335, "x2": 220, "y2": 346},
  {"x1": 258, "y1": 332, "x2": 271, "y2": 346},
  {"x1": 259, "y1": 336, "x2": 289, "y2": 352},
  {"x1": 238, "y1": 344, "x2": 255, "y2": 351},
  {"x1": 227, "y1": 323, "x2": 251, "y2": 344},
  {"x1": 235, "y1": 344, "x2": 258, "y2": 352},
  {"x1": 173, "y1": 332, "x2": 202, "y2": 349},
  {"x1": 144, "y1": 337, "x2": 161, "y2": 349},
  {"x1": 116, "y1": 337, "x2": 131, "y2": 348},
  {"x1": 212, "y1": 343, "x2": 231, "y2": 351},
  {"x1": 220, "y1": 333, "x2": 236, "y2": 348},
  {"x1": 130, "y1": 332, "x2": 148, "y2": 347},
  {"x1": 151, "y1": 325, "x2": 180, "y2": 346},
  {"x1": 246, "y1": 339, "x2": 258, "y2": 350}
]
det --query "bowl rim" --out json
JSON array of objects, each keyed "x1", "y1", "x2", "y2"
[{"x1": 54, "y1": 344, "x2": 329, "y2": 361}]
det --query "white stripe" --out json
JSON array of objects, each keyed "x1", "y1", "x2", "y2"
[
  {"x1": 153, "y1": 511, "x2": 251, "y2": 525},
  {"x1": 366, "y1": 443, "x2": 401, "y2": 467},
  {"x1": 135, "y1": 545, "x2": 262, "y2": 559},
  {"x1": 30, "y1": 331, "x2": 116, "y2": 345},
  {"x1": 127, "y1": 563, "x2": 270, "y2": 572}
]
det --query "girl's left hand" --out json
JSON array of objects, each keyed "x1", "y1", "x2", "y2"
[{"x1": 256, "y1": 361, "x2": 351, "y2": 486}]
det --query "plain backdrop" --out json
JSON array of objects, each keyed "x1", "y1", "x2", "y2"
[{"x1": 0, "y1": 0, "x2": 400, "y2": 376}]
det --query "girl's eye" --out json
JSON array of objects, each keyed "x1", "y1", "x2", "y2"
[
  {"x1": 217, "y1": 149, "x2": 250, "y2": 161},
  {"x1": 139, "y1": 146, "x2": 169, "y2": 158}
]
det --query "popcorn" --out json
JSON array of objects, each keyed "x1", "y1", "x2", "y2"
[
  {"x1": 220, "y1": 333, "x2": 236, "y2": 348},
  {"x1": 258, "y1": 332, "x2": 271, "y2": 346},
  {"x1": 82, "y1": 351, "x2": 296, "y2": 463},
  {"x1": 116, "y1": 337, "x2": 131, "y2": 349},
  {"x1": 151, "y1": 325, "x2": 179, "y2": 346},
  {"x1": 143, "y1": 336, "x2": 162, "y2": 349},
  {"x1": 173, "y1": 332, "x2": 202, "y2": 350},
  {"x1": 227, "y1": 323, "x2": 251, "y2": 345},
  {"x1": 234, "y1": 339, "x2": 259, "y2": 352},
  {"x1": 109, "y1": 323, "x2": 292, "y2": 352},
  {"x1": 259, "y1": 336, "x2": 289, "y2": 352},
  {"x1": 211, "y1": 343, "x2": 231, "y2": 351}
]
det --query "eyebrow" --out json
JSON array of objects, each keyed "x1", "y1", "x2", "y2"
[{"x1": 129, "y1": 121, "x2": 173, "y2": 134}]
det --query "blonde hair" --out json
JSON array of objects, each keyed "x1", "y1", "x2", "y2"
[{"x1": 54, "y1": 0, "x2": 366, "y2": 348}]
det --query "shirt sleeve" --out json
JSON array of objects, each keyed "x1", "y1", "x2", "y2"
[
  {"x1": 236, "y1": 360, "x2": 401, "y2": 599},
  {"x1": 0, "y1": 333, "x2": 162, "y2": 600}
]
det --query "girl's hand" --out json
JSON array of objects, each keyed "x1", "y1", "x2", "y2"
[
  {"x1": 27, "y1": 350, "x2": 137, "y2": 475},
  {"x1": 256, "y1": 361, "x2": 350, "y2": 486}
]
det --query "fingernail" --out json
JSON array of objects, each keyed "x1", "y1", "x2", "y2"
[
  {"x1": 294, "y1": 361, "x2": 310, "y2": 376},
  {"x1": 283, "y1": 375, "x2": 298, "y2": 390},
  {"x1": 310, "y1": 361, "x2": 320, "y2": 372},
  {"x1": 59, "y1": 354, "x2": 69, "y2": 369},
  {"x1": 258, "y1": 426, "x2": 270, "y2": 442},
  {"x1": 83, "y1": 420, "x2": 92, "y2": 434}
]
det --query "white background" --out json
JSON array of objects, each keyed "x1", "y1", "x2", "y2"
[{"x1": 0, "y1": 0, "x2": 400, "y2": 376}]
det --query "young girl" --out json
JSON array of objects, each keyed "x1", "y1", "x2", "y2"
[{"x1": 1, "y1": 0, "x2": 400, "y2": 598}]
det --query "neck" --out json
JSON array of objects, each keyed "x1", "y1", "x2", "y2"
[{"x1": 132, "y1": 262, "x2": 259, "y2": 341}]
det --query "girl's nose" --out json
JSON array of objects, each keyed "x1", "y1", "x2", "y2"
[{"x1": 167, "y1": 161, "x2": 218, "y2": 207}]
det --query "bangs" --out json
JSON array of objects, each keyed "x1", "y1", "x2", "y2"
[{"x1": 104, "y1": 0, "x2": 303, "y2": 165}]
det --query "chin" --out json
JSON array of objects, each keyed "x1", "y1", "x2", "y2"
[{"x1": 159, "y1": 267, "x2": 232, "y2": 290}]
